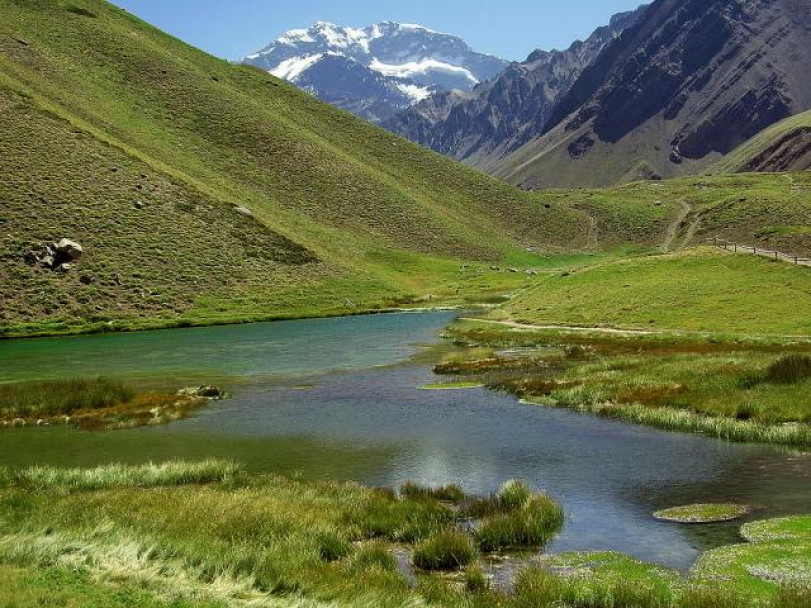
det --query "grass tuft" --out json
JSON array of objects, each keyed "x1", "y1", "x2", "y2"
[
  {"x1": 348, "y1": 541, "x2": 397, "y2": 572},
  {"x1": 400, "y1": 481, "x2": 466, "y2": 504},
  {"x1": 475, "y1": 495, "x2": 564, "y2": 552},
  {"x1": 412, "y1": 530, "x2": 478, "y2": 571}
]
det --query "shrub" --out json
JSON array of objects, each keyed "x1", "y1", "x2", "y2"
[
  {"x1": 476, "y1": 496, "x2": 563, "y2": 552},
  {"x1": 412, "y1": 530, "x2": 478, "y2": 571},
  {"x1": 400, "y1": 481, "x2": 466, "y2": 504},
  {"x1": 765, "y1": 355, "x2": 811, "y2": 384}
]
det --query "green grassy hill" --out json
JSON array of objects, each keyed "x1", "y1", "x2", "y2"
[
  {"x1": 491, "y1": 247, "x2": 811, "y2": 335},
  {"x1": 710, "y1": 110, "x2": 811, "y2": 174},
  {"x1": 0, "y1": 0, "x2": 597, "y2": 336},
  {"x1": 0, "y1": 0, "x2": 809, "y2": 338}
]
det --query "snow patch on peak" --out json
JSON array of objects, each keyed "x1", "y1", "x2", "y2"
[
  {"x1": 270, "y1": 54, "x2": 323, "y2": 81},
  {"x1": 370, "y1": 59, "x2": 479, "y2": 85},
  {"x1": 277, "y1": 28, "x2": 314, "y2": 45},
  {"x1": 396, "y1": 83, "x2": 432, "y2": 103}
]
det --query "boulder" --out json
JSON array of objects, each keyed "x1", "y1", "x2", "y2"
[
  {"x1": 56, "y1": 239, "x2": 83, "y2": 261},
  {"x1": 234, "y1": 205, "x2": 253, "y2": 217}
]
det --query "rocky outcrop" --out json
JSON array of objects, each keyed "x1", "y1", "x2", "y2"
[
  {"x1": 25, "y1": 238, "x2": 84, "y2": 272},
  {"x1": 740, "y1": 127, "x2": 811, "y2": 173}
]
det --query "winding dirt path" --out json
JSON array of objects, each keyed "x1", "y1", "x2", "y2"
[{"x1": 662, "y1": 200, "x2": 692, "y2": 252}]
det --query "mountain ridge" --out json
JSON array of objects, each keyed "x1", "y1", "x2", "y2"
[
  {"x1": 493, "y1": 0, "x2": 811, "y2": 188},
  {"x1": 242, "y1": 21, "x2": 508, "y2": 123}
]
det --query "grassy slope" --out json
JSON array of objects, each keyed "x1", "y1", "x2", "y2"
[
  {"x1": 710, "y1": 110, "x2": 811, "y2": 174},
  {"x1": 0, "y1": 0, "x2": 597, "y2": 337},
  {"x1": 492, "y1": 247, "x2": 811, "y2": 335}
]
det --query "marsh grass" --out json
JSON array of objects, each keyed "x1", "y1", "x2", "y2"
[
  {"x1": 400, "y1": 481, "x2": 466, "y2": 504},
  {"x1": 412, "y1": 530, "x2": 478, "y2": 571},
  {"x1": 463, "y1": 564, "x2": 490, "y2": 593},
  {"x1": 440, "y1": 322, "x2": 811, "y2": 446},
  {"x1": 765, "y1": 355, "x2": 811, "y2": 384},
  {"x1": 0, "y1": 461, "x2": 807, "y2": 607},
  {"x1": 348, "y1": 542, "x2": 397, "y2": 572},
  {"x1": 476, "y1": 496, "x2": 564, "y2": 552},
  {"x1": 0, "y1": 378, "x2": 133, "y2": 418},
  {"x1": 1, "y1": 460, "x2": 241, "y2": 491}
]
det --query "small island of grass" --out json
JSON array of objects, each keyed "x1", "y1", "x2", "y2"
[
  {"x1": 420, "y1": 382, "x2": 484, "y2": 391},
  {"x1": 653, "y1": 503, "x2": 750, "y2": 524},
  {"x1": 0, "y1": 378, "x2": 222, "y2": 431}
]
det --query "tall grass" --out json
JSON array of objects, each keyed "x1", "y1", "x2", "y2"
[
  {"x1": 2, "y1": 460, "x2": 241, "y2": 491},
  {"x1": 400, "y1": 481, "x2": 466, "y2": 504},
  {"x1": 765, "y1": 355, "x2": 811, "y2": 384},
  {"x1": 0, "y1": 378, "x2": 134, "y2": 418},
  {"x1": 476, "y1": 496, "x2": 564, "y2": 552},
  {"x1": 412, "y1": 530, "x2": 478, "y2": 571}
]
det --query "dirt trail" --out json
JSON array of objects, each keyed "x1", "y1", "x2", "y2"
[
  {"x1": 459, "y1": 318, "x2": 661, "y2": 336},
  {"x1": 662, "y1": 201, "x2": 692, "y2": 252}
]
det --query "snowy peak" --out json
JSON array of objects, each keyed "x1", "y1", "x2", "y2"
[{"x1": 241, "y1": 21, "x2": 508, "y2": 123}]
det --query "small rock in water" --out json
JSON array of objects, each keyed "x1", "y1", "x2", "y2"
[{"x1": 177, "y1": 385, "x2": 223, "y2": 399}]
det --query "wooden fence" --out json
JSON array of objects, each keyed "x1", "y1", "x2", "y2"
[{"x1": 710, "y1": 238, "x2": 811, "y2": 267}]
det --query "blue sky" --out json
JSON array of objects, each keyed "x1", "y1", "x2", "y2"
[{"x1": 111, "y1": 1, "x2": 644, "y2": 62}]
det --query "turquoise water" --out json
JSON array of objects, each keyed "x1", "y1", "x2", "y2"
[{"x1": 1, "y1": 311, "x2": 809, "y2": 570}]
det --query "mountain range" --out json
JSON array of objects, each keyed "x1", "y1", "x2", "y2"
[
  {"x1": 254, "y1": 2, "x2": 811, "y2": 189},
  {"x1": 384, "y1": 6, "x2": 648, "y2": 171},
  {"x1": 491, "y1": 0, "x2": 811, "y2": 188},
  {"x1": 242, "y1": 22, "x2": 508, "y2": 123}
]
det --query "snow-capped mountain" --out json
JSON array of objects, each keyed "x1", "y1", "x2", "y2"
[{"x1": 242, "y1": 22, "x2": 508, "y2": 123}]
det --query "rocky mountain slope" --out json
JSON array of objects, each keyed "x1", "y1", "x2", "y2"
[
  {"x1": 710, "y1": 109, "x2": 811, "y2": 174},
  {"x1": 493, "y1": 0, "x2": 811, "y2": 188},
  {"x1": 242, "y1": 22, "x2": 508, "y2": 123},
  {"x1": 384, "y1": 6, "x2": 646, "y2": 168}
]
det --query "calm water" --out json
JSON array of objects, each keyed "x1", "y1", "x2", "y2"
[{"x1": 1, "y1": 312, "x2": 809, "y2": 570}]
